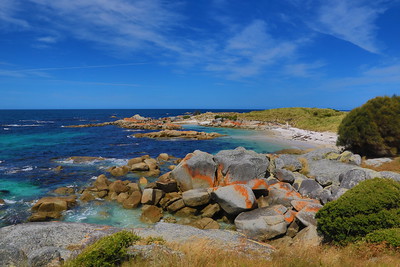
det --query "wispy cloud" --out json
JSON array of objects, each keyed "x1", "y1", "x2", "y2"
[
  {"x1": 0, "y1": 63, "x2": 147, "y2": 77},
  {"x1": 205, "y1": 20, "x2": 298, "y2": 79},
  {"x1": 310, "y1": 0, "x2": 387, "y2": 53},
  {"x1": 284, "y1": 62, "x2": 325, "y2": 78},
  {"x1": 0, "y1": 0, "x2": 29, "y2": 29}
]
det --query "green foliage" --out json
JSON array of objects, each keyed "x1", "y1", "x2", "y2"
[
  {"x1": 66, "y1": 231, "x2": 140, "y2": 267},
  {"x1": 365, "y1": 228, "x2": 400, "y2": 249},
  {"x1": 193, "y1": 110, "x2": 202, "y2": 116},
  {"x1": 316, "y1": 178, "x2": 400, "y2": 245},
  {"x1": 337, "y1": 95, "x2": 400, "y2": 157},
  {"x1": 214, "y1": 114, "x2": 238, "y2": 121},
  {"x1": 182, "y1": 115, "x2": 191, "y2": 119},
  {"x1": 238, "y1": 107, "x2": 346, "y2": 132}
]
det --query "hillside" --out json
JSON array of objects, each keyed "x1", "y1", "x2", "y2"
[{"x1": 237, "y1": 107, "x2": 346, "y2": 132}]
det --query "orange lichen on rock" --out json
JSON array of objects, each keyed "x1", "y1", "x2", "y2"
[
  {"x1": 291, "y1": 200, "x2": 318, "y2": 212},
  {"x1": 248, "y1": 179, "x2": 269, "y2": 190},
  {"x1": 284, "y1": 210, "x2": 297, "y2": 224},
  {"x1": 233, "y1": 185, "x2": 253, "y2": 209},
  {"x1": 183, "y1": 162, "x2": 214, "y2": 188},
  {"x1": 303, "y1": 204, "x2": 322, "y2": 213}
]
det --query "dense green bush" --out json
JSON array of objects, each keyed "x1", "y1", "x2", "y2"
[
  {"x1": 316, "y1": 178, "x2": 400, "y2": 245},
  {"x1": 365, "y1": 228, "x2": 400, "y2": 248},
  {"x1": 337, "y1": 95, "x2": 400, "y2": 157},
  {"x1": 66, "y1": 231, "x2": 140, "y2": 267}
]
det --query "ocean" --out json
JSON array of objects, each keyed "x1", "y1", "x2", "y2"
[{"x1": 0, "y1": 109, "x2": 292, "y2": 228}]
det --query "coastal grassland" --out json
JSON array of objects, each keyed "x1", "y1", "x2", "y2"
[
  {"x1": 362, "y1": 157, "x2": 400, "y2": 173},
  {"x1": 237, "y1": 107, "x2": 346, "y2": 132},
  {"x1": 123, "y1": 239, "x2": 400, "y2": 267}
]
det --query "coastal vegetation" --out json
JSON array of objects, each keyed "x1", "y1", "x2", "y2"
[
  {"x1": 66, "y1": 231, "x2": 140, "y2": 267},
  {"x1": 337, "y1": 95, "x2": 400, "y2": 157},
  {"x1": 316, "y1": 178, "x2": 400, "y2": 244},
  {"x1": 237, "y1": 107, "x2": 346, "y2": 132}
]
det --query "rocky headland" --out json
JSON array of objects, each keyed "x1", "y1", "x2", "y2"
[
  {"x1": 3, "y1": 146, "x2": 399, "y2": 266},
  {"x1": 133, "y1": 130, "x2": 225, "y2": 140}
]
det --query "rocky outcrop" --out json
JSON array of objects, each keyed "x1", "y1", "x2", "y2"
[
  {"x1": 134, "y1": 130, "x2": 225, "y2": 140},
  {"x1": 171, "y1": 150, "x2": 217, "y2": 191},
  {"x1": 234, "y1": 205, "x2": 288, "y2": 240},
  {"x1": 215, "y1": 147, "x2": 269, "y2": 185},
  {"x1": 29, "y1": 196, "x2": 77, "y2": 222},
  {"x1": 211, "y1": 184, "x2": 256, "y2": 215}
]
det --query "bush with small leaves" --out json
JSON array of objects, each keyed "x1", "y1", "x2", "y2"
[
  {"x1": 365, "y1": 228, "x2": 400, "y2": 249},
  {"x1": 316, "y1": 178, "x2": 400, "y2": 245},
  {"x1": 66, "y1": 231, "x2": 140, "y2": 267}
]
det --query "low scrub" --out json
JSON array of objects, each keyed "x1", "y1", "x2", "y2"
[
  {"x1": 66, "y1": 231, "x2": 140, "y2": 267},
  {"x1": 238, "y1": 107, "x2": 346, "y2": 132},
  {"x1": 316, "y1": 178, "x2": 400, "y2": 244},
  {"x1": 366, "y1": 228, "x2": 400, "y2": 249},
  {"x1": 362, "y1": 157, "x2": 400, "y2": 173}
]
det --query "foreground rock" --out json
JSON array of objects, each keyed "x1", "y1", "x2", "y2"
[
  {"x1": 0, "y1": 222, "x2": 274, "y2": 266},
  {"x1": 134, "y1": 130, "x2": 225, "y2": 140}
]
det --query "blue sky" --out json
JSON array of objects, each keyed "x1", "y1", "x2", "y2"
[{"x1": 0, "y1": 0, "x2": 399, "y2": 109}]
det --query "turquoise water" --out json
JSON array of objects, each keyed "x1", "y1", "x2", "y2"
[{"x1": 0, "y1": 109, "x2": 297, "y2": 227}]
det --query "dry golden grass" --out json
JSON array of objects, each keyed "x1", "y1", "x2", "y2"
[
  {"x1": 123, "y1": 239, "x2": 400, "y2": 267},
  {"x1": 361, "y1": 157, "x2": 400, "y2": 174},
  {"x1": 274, "y1": 148, "x2": 306, "y2": 155},
  {"x1": 298, "y1": 157, "x2": 310, "y2": 177}
]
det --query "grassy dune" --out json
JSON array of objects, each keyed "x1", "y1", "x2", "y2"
[{"x1": 238, "y1": 108, "x2": 346, "y2": 132}]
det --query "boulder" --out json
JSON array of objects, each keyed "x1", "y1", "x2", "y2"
[
  {"x1": 109, "y1": 166, "x2": 129, "y2": 176},
  {"x1": 131, "y1": 162, "x2": 150, "y2": 172},
  {"x1": 158, "y1": 153, "x2": 169, "y2": 161},
  {"x1": 171, "y1": 150, "x2": 217, "y2": 191},
  {"x1": 292, "y1": 225, "x2": 322, "y2": 246},
  {"x1": 266, "y1": 182, "x2": 302, "y2": 207},
  {"x1": 93, "y1": 174, "x2": 110, "y2": 191},
  {"x1": 308, "y1": 159, "x2": 356, "y2": 186},
  {"x1": 80, "y1": 191, "x2": 96, "y2": 202},
  {"x1": 275, "y1": 169, "x2": 296, "y2": 183},
  {"x1": 29, "y1": 212, "x2": 63, "y2": 222},
  {"x1": 141, "y1": 189, "x2": 165, "y2": 206},
  {"x1": 144, "y1": 158, "x2": 158, "y2": 170},
  {"x1": 32, "y1": 196, "x2": 76, "y2": 213},
  {"x1": 140, "y1": 205, "x2": 163, "y2": 223},
  {"x1": 0, "y1": 199, "x2": 5, "y2": 205},
  {"x1": 291, "y1": 199, "x2": 319, "y2": 212},
  {"x1": 159, "y1": 192, "x2": 181, "y2": 209},
  {"x1": 127, "y1": 157, "x2": 143, "y2": 166},
  {"x1": 214, "y1": 147, "x2": 269, "y2": 185},
  {"x1": 28, "y1": 246, "x2": 62, "y2": 267},
  {"x1": 295, "y1": 203, "x2": 322, "y2": 227},
  {"x1": 156, "y1": 180, "x2": 178, "y2": 193},
  {"x1": 175, "y1": 207, "x2": 197, "y2": 217},
  {"x1": 339, "y1": 168, "x2": 381, "y2": 189},
  {"x1": 167, "y1": 199, "x2": 185, "y2": 213},
  {"x1": 235, "y1": 205, "x2": 288, "y2": 240},
  {"x1": 109, "y1": 180, "x2": 129, "y2": 194},
  {"x1": 318, "y1": 188, "x2": 332, "y2": 204},
  {"x1": 182, "y1": 189, "x2": 210, "y2": 207},
  {"x1": 53, "y1": 187, "x2": 74, "y2": 195},
  {"x1": 246, "y1": 178, "x2": 269, "y2": 190},
  {"x1": 380, "y1": 171, "x2": 400, "y2": 182},
  {"x1": 200, "y1": 203, "x2": 221, "y2": 218},
  {"x1": 211, "y1": 184, "x2": 256, "y2": 215},
  {"x1": 0, "y1": 246, "x2": 28, "y2": 267},
  {"x1": 188, "y1": 218, "x2": 219, "y2": 230},
  {"x1": 127, "y1": 182, "x2": 141, "y2": 193},
  {"x1": 97, "y1": 190, "x2": 108, "y2": 198},
  {"x1": 275, "y1": 154, "x2": 302, "y2": 171},
  {"x1": 298, "y1": 179, "x2": 323, "y2": 199},
  {"x1": 116, "y1": 192, "x2": 129, "y2": 203},
  {"x1": 123, "y1": 191, "x2": 142, "y2": 209},
  {"x1": 329, "y1": 187, "x2": 348, "y2": 201},
  {"x1": 286, "y1": 220, "x2": 300, "y2": 238}
]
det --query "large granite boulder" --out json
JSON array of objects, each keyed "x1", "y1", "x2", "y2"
[
  {"x1": 274, "y1": 154, "x2": 302, "y2": 171},
  {"x1": 275, "y1": 169, "x2": 296, "y2": 183},
  {"x1": 140, "y1": 205, "x2": 163, "y2": 223},
  {"x1": 214, "y1": 147, "x2": 269, "y2": 185},
  {"x1": 298, "y1": 179, "x2": 323, "y2": 199},
  {"x1": 295, "y1": 203, "x2": 323, "y2": 226},
  {"x1": 266, "y1": 182, "x2": 302, "y2": 207},
  {"x1": 171, "y1": 150, "x2": 217, "y2": 191},
  {"x1": 235, "y1": 205, "x2": 288, "y2": 240},
  {"x1": 211, "y1": 184, "x2": 256, "y2": 215},
  {"x1": 182, "y1": 189, "x2": 211, "y2": 207},
  {"x1": 380, "y1": 171, "x2": 400, "y2": 182},
  {"x1": 339, "y1": 168, "x2": 382, "y2": 189}
]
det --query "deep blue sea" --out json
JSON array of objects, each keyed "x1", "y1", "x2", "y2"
[{"x1": 0, "y1": 109, "x2": 294, "y2": 228}]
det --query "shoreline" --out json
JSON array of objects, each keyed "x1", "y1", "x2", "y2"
[{"x1": 178, "y1": 119, "x2": 338, "y2": 149}]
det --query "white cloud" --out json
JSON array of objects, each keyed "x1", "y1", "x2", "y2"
[
  {"x1": 0, "y1": 0, "x2": 29, "y2": 29},
  {"x1": 37, "y1": 36, "x2": 58, "y2": 44},
  {"x1": 311, "y1": 0, "x2": 387, "y2": 53},
  {"x1": 284, "y1": 62, "x2": 325, "y2": 77},
  {"x1": 205, "y1": 20, "x2": 298, "y2": 79}
]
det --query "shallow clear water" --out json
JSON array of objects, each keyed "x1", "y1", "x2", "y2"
[{"x1": 0, "y1": 109, "x2": 293, "y2": 227}]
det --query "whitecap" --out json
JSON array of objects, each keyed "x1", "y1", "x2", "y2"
[
  {"x1": 90, "y1": 176, "x2": 97, "y2": 180},
  {"x1": 3, "y1": 199, "x2": 16, "y2": 204},
  {"x1": 124, "y1": 129, "x2": 142, "y2": 132},
  {"x1": 3, "y1": 128, "x2": 9, "y2": 130},
  {"x1": 3, "y1": 124, "x2": 42, "y2": 127},
  {"x1": 127, "y1": 135, "x2": 136, "y2": 138}
]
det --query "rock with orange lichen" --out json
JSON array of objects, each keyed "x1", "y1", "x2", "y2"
[
  {"x1": 266, "y1": 182, "x2": 303, "y2": 207},
  {"x1": 295, "y1": 203, "x2": 323, "y2": 226},
  {"x1": 214, "y1": 147, "x2": 269, "y2": 185},
  {"x1": 211, "y1": 184, "x2": 256, "y2": 215},
  {"x1": 234, "y1": 205, "x2": 288, "y2": 240},
  {"x1": 171, "y1": 150, "x2": 217, "y2": 191}
]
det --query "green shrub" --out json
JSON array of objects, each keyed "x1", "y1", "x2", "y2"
[
  {"x1": 66, "y1": 231, "x2": 140, "y2": 267},
  {"x1": 365, "y1": 228, "x2": 400, "y2": 249},
  {"x1": 182, "y1": 115, "x2": 191, "y2": 119},
  {"x1": 337, "y1": 95, "x2": 400, "y2": 157},
  {"x1": 316, "y1": 178, "x2": 400, "y2": 245}
]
